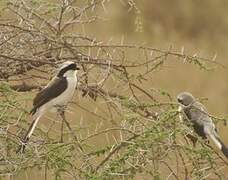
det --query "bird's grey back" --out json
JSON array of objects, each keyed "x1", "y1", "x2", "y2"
[{"x1": 183, "y1": 100, "x2": 213, "y2": 128}]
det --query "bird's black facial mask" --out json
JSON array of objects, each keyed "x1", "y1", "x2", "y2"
[
  {"x1": 57, "y1": 63, "x2": 80, "y2": 77},
  {"x1": 178, "y1": 97, "x2": 190, "y2": 106},
  {"x1": 177, "y1": 96, "x2": 194, "y2": 106},
  {"x1": 177, "y1": 98, "x2": 183, "y2": 104},
  {"x1": 177, "y1": 98, "x2": 189, "y2": 106}
]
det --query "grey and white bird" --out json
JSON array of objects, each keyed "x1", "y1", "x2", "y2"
[
  {"x1": 18, "y1": 61, "x2": 80, "y2": 152},
  {"x1": 177, "y1": 92, "x2": 228, "y2": 159}
]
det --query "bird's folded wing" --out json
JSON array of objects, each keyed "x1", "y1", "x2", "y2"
[{"x1": 30, "y1": 77, "x2": 67, "y2": 114}]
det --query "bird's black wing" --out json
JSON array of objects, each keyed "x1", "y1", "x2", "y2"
[{"x1": 30, "y1": 77, "x2": 67, "y2": 115}]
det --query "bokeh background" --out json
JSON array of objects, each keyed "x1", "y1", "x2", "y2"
[
  {"x1": 89, "y1": 0, "x2": 228, "y2": 140},
  {"x1": 78, "y1": 0, "x2": 228, "y2": 109}
]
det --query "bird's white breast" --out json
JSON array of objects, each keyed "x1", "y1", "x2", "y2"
[
  {"x1": 46, "y1": 71, "x2": 77, "y2": 110},
  {"x1": 58, "y1": 76, "x2": 77, "y2": 105}
]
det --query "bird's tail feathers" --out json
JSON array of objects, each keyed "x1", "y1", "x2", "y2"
[
  {"x1": 208, "y1": 130, "x2": 228, "y2": 159},
  {"x1": 216, "y1": 136, "x2": 228, "y2": 159},
  {"x1": 17, "y1": 112, "x2": 42, "y2": 153}
]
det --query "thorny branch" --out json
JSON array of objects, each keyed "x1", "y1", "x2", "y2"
[{"x1": 0, "y1": 0, "x2": 227, "y2": 179}]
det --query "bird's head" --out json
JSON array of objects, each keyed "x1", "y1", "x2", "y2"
[
  {"x1": 177, "y1": 92, "x2": 195, "y2": 106},
  {"x1": 57, "y1": 61, "x2": 80, "y2": 78}
]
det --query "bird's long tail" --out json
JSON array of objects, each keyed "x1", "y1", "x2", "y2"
[
  {"x1": 207, "y1": 128, "x2": 228, "y2": 159},
  {"x1": 17, "y1": 111, "x2": 42, "y2": 153},
  {"x1": 219, "y1": 140, "x2": 228, "y2": 159}
]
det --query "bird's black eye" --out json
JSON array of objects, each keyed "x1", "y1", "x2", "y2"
[
  {"x1": 76, "y1": 66, "x2": 80, "y2": 70},
  {"x1": 177, "y1": 98, "x2": 183, "y2": 103}
]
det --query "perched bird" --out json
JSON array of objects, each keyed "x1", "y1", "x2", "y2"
[
  {"x1": 177, "y1": 92, "x2": 228, "y2": 159},
  {"x1": 18, "y1": 61, "x2": 80, "y2": 153}
]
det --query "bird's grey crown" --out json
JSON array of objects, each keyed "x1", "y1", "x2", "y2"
[{"x1": 177, "y1": 92, "x2": 195, "y2": 106}]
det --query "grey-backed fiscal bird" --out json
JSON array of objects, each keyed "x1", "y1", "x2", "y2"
[
  {"x1": 177, "y1": 92, "x2": 228, "y2": 159},
  {"x1": 17, "y1": 61, "x2": 80, "y2": 153}
]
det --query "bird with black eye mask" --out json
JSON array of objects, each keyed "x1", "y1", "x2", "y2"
[
  {"x1": 17, "y1": 61, "x2": 80, "y2": 153},
  {"x1": 177, "y1": 92, "x2": 228, "y2": 159}
]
